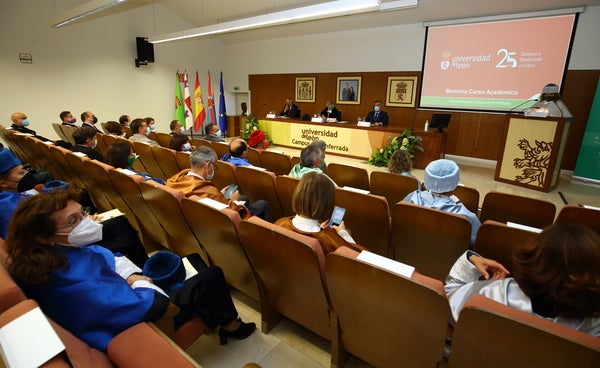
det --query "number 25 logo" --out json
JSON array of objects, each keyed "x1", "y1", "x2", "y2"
[{"x1": 496, "y1": 48, "x2": 517, "y2": 68}]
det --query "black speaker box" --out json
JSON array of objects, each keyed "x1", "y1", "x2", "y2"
[{"x1": 136, "y1": 37, "x2": 154, "y2": 63}]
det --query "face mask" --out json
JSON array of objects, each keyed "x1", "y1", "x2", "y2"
[
  {"x1": 92, "y1": 116, "x2": 98, "y2": 124},
  {"x1": 329, "y1": 105, "x2": 334, "y2": 110},
  {"x1": 21, "y1": 119, "x2": 30, "y2": 127},
  {"x1": 127, "y1": 154, "x2": 136, "y2": 167},
  {"x1": 215, "y1": 130, "x2": 222, "y2": 137},
  {"x1": 145, "y1": 128, "x2": 151, "y2": 136},
  {"x1": 149, "y1": 124, "x2": 156, "y2": 131},
  {"x1": 374, "y1": 106, "x2": 380, "y2": 112},
  {"x1": 182, "y1": 142, "x2": 192, "y2": 151},
  {"x1": 69, "y1": 117, "x2": 76, "y2": 124},
  {"x1": 17, "y1": 171, "x2": 38, "y2": 192},
  {"x1": 55, "y1": 217, "x2": 103, "y2": 247},
  {"x1": 206, "y1": 163, "x2": 215, "y2": 180}
]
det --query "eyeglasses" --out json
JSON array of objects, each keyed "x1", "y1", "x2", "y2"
[{"x1": 56, "y1": 214, "x2": 84, "y2": 230}]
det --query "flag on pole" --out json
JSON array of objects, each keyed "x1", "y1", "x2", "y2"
[
  {"x1": 218, "y1": 71, "x2": 228, "y2": 134},
  {"x1": 193, "y1": 71, "x2": 206, "y2": 133},
  {"x1": 207, "y1": 71, "x2": 216, "y2": 125},
  {"x1": 175, "y1": 71, "x2": 186, "y2": 128},
  {"x1": 182, "y1": 72, "x2": 193, "y2": 129}
]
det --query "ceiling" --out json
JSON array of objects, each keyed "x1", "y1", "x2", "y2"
[{"x1": 55, "y1": 0, "x2": 600, "y2": 43}]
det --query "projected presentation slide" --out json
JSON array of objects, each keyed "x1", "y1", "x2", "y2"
[{"x1": 420, "y1": 14, "x2": 576, "y2": 112}]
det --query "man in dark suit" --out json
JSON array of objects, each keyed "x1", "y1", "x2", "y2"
[
  {"x1": 72, "y1": 125, "x2": 105, "y2": 162},
  {"x1": 279, "y1": 98, "x2": 300, "y2": 118},
  {"x1": 60, "y1": 110, "x2": 78, "y2": 127},
  {"x1": 80, "y1": 110, "x2": 103, "y2": 133},
  {"x1": 10, "y1": 111, "x2": 53, "y2": 142},
  {"x1": 364, "y1": 100, "x2": 389, "y2": 127}
]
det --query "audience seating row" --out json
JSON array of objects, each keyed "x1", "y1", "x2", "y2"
[{"x1": 2, "y1": 130, "x2": 600, "y2": 367}]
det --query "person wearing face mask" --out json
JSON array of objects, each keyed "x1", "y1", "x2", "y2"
[
  {"x1": 167, "y1": 146, "x2": 270, "y2": 220},
  {"x1": 5, "y1": 189, "x2": 256, "y2": 351},
  {"x1": 320, "y1": 100, "x2": 341, "y2": 122},
  {"x1": 71, "y1": 126, "x2": 105, "y2": 162},
  {"x1": 60, "y1": 110, "x2": 78, "y2": 127},
  {"x1": 80, "y1": 111, "x2": 103, "y2": 134},
  {"x1": 364, "y1": 100, "x2": 389, "y2": 127},
  {"x1": 106, "y1": 141, "x2": 165, "y2": 184},
  {"x1": 203, "y1": 123, "x2": 225, "y2": 143},
  {"x1": 129, "y1": 118, "x2": 159, "y2": 146},
  {"x1": 169, "y1": 119, "x2": 184, "y2": 135},
  {"x1": 170, "y1": 133, "x2": 194, "y2": 152},
  {"x1": 10, "y1": 112, "x2": 52, "y2": 142},
  {"x1": 145, "y1": 117, "x2": 157, "y2": 133}
]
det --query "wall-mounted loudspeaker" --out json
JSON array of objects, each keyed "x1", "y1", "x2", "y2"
[{"x1": 135, "y1": 37, "x2": 154, "y2": 67}]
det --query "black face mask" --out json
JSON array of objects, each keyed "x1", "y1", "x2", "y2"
[
  {"x1": 17, "y1": 171, "x2": 38, "y2": 192},
  {"x1": 92, "y1": 116, "x2": 98, "y2": 124}
]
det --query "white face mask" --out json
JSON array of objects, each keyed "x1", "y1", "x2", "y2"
[
  {"x1": 182, "y1": 142, "x2": 192, "y2": 151},
  {"x1": 215, "y1": 130, "x2": 222, "y2": 137},
  {"x1": 55, "y1": 217, "x2": 103, "y2": 247},
  {"x1": 145, "y1": 128, "x2": 151, "y2": 136}
]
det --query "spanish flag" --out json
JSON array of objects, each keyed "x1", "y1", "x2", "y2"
[{"x1": 193, "y1": 71, "x2": 206, "y2": 132}]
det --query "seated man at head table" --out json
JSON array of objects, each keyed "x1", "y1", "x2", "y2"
[
  {"x1": 279, "y1": 98, "x2": 300, "y2": 119},
  {"x1": 320, "y1": 100, "x2": 341, "y2": 122},
  {"x1": 364, "y1": 100, "x2": 389, "y2": 127}
]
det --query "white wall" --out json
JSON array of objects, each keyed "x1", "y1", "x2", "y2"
[{"x1": 1, "y1": 1, "x2": 598, "y2": 141}]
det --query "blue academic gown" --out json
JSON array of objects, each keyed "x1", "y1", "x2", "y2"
[
  {"x1": 403, "y1": 190, "x2": 481, "y2": 244},
  {"x1": 0, "y1": 192, "x2": 28, "y2": 239},
  {"x1": 221, "y1": 153, "x2": 253, "y2": 167},
  {"x1": 25, "y1": 245, "x2": 156, "y2": 351}
]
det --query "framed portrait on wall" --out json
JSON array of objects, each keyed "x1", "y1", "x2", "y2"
[
  {"x1": 336, "y1": 76, "x2": 361, "y2": 105},
  {"x1": 295, "y1": 77, "x2": 316, "y2": 103},
  {"x1": 386, "y1": 76, "x2": 418, "y2": 107}
]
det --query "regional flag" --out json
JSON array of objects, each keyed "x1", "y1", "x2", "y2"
[
  {"x1": 193, "y1": 71, "x2": 206, "y2": 132},
  {"x1": 218, "y1": 71, "x2": 228, "y2": 133},
  {"x1": 182, "y1": 72, "x2": 193, "y2": 129},
  {"x1": 175, "y1": 71, "x2": 186, "y2": 128},
  {"x1": 207, "y1": 71, "x2": 217, "y2": 124}
]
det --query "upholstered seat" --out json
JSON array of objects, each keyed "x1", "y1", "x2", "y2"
[
  {"x1": 369, "y1": 171, "x2": 420, "y2": 207},
  {"x1": 326, "y1": 163, "x2": 369, "y2": 190},
  {"x1": 479, "y1": 191, "x2": 556, "y2": 229},
  {"x1": 260, "y1": 150, "x2": 292, "y2": 176}
]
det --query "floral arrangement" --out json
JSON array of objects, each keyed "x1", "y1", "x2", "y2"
[
  {"x1": 241, "y1": 114, "x2": 260, "y2": 140},
  {"x1": 367, "y1": 129, "x2": 423, "y2": 167}
]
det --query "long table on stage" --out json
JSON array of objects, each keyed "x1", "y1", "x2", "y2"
[{"x1": 257, "y1": 118, "x2": 446, "y2": 169}]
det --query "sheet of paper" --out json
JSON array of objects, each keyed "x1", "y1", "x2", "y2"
[
  {"x1": 71, "y1": 151, "x2": 87, "y2": 157},
  {"x1": 182, "y1": 257, "x2": 199, "y2": 280},
  {"x1": 118, "y1": 168, "x2": 137, "y2": 176},
  {"x1": 199, "y1": 197, "x2": 229, "y2": 210},
  {"x1": 0, "y1": 307, "x2": 65, "y2": 368},
  {"x1": 342, "y1": 186, "x2": 370, "y2": 195},
  {"x1": 97, "y1": 208, "x2": 125, "y2": 222},
  {"x1": 582, "y1": 204, "x2": 600, "y2": 211},
  {"x1": 507, "y1": 221, "x2": 542, "y2": 233},
  {"x1": 357, "y1": 250, "x2": 415, "y2": 278}
]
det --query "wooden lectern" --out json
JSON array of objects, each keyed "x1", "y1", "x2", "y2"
[{"x1": 494, "y1": 114, "x2": 570, "y2": 192}]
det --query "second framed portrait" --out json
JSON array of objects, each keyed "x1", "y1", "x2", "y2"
[
  {"x1": 295, "y1": 77, "x2": 316, "y2": 103},
  {"x1": 386, "y1": 76, "x2": 418, "y2": 108},
  {"x1": 336, "y1": 76, "x2": 361, "y2": 105}
]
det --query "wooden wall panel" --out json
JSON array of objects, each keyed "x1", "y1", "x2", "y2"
[{"x1": 249, "y1": 70, "x2": 599, "y2": 169}]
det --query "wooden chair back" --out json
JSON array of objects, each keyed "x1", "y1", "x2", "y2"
[
  {"x1": 191, "y1": 138, "x2": 211, "y2": 148},
  {"x1": 369, "y1": 171, "x2": 419, "y2": 207},
  {"x1": 107, "y1": 169, "x2": 168, "y2": 253},
  {"x1": 326, "y1": 248, "x2": 449, "y2": 368},
  {"x1": 326, "y1": 163, "x2": 370, "y2": 190},
  {"x1": 78, "y1": 159, "x2": 115, "y2": 213},
  {"x1": 64, "y1": 152, "x2": 90, "y2": 191},
  {"x1": 238, "y1": 216, "x2": 331, "y2": 339},
  {"x1": 245, "y1": 148, "x2": 262, "y2": 167},
  {"x1": 479, "y1": 191, "x2": 556, "y2": 229},
  {"x1": 212, "y1": 141, "x2": 230, "y2": 159},
  {"x1": 448, "y1": 295, "x2": 600, "y2": 368},
  {"x1": 52, "y1": 123, "x2": 69, "y2": 142},
  {"x1": 454, "y1": 184, "x2": 480, "y2": 215},
  {"x1": 151, "y1": 145, "x2": 181, "y2": 179},
  {"x1": 156, "y1": 132, "x2": 173, "y2": 148},
  {"x1": 138, "y1": 181, "x2": 207, "y2": 261},
  {"x1": 555, "y1": 204, "x2": 600, "y2": 235},
  {"x1": 132, "y1": 141, "x2": 166, "y2": 179},
  {"x1": 60, "y1": 124, "x2": 77, "y2": 146},
  {"x1": 235, "y1": 166, "x2": 283, "y2": 220},
  {"x1": 473, "y1": 220, "x2": 538, "y2": 273},
  {"x1": 260, "y1": 150, "x2": 292, "y2": 176},
  {"x1": 175, "y1": 151, "x2": 192, "y2": 171},
  {"x1": 390, "y1": 202, "x2": 471, "y2": 280},
  {"x1": 213, "y1": 160, "x2": 238, "y2": 191},
  {"x1": 335, "y1": 187, "x2": 391, "y2": 257},
  {"x1": 181, "y1": 197, "x2": 259, "y2": 301},
  {"x1": 274, "y1": 175, "x2": 300, "y2": 217}
]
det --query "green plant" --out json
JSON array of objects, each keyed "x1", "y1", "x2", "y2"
[
  {"x1": 368, "y1": 129, "x2": 424, "y2": 167},
  {"x1": 240, "y1": 114, "x2": 260, "y2": 140}
]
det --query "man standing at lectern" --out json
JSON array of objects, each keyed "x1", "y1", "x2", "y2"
[
  {"x1": 364, "y1": 100, "x2": 389, "y2": 127},
  {"x1": 279, "y1": 98, "x2": 300, "y2": 118}
]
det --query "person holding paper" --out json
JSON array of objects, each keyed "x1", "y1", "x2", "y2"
[
  {"x1": 5, "y1": 189, "x2": 256, "y2": 351},
  {"x1": 320, "y1": 100, "x2": 341, "y2": 122},
  {"x1": 279, "y1": 98, "x2": 300, "y2": 118},
  {"x1": 445, "y1": 222, "x2": 600, "y2": 336},
  {"x1": 106, "y1": 141, "x2": 165, "y2": 185},
  {"x1": 364, "y1": 100, "x2": 389, "y2": 127},
  {"x1": 275, "y1": 172, "x2": 364, "y2": 254}
]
